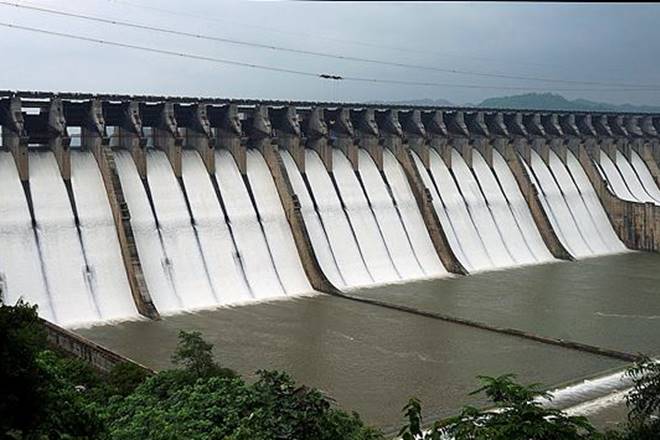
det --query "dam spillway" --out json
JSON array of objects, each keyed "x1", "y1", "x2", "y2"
[{"x1": 0, "y1": 91, "x2": 659, "y2": 327}]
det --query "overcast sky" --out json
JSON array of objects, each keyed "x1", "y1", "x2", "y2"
[{"x1": 1, "y1": 0, "x2": 659, "y2": 105}]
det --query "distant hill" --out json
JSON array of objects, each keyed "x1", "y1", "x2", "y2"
[{"x1": 478, "y1": 93, "x2": 660, "y2": 113}]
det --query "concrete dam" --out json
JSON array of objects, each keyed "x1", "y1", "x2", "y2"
[{"x1": 1, "y1": 91, "x2": 659, "y2": 328}]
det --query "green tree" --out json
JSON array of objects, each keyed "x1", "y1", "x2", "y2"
[
  {"x1": 399, "y1": 374, "x2": 601, "y2": 440},
  {"x1": 171, "y1": 330, "x2": 236, "y2": 379},
  {"x1": 0, "y1": 300, "x2": 49, "y2": 436}
]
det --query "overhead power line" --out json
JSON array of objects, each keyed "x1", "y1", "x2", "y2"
[
  {"x1": 2, "y1": 0, "x2": 658, "y2": 90},
  {"x1": 95, "y1": 0, "x2": 603, "y2": 72},
  {"x1": 1, "y1": 21, "x2": 658, "y2": 93}
]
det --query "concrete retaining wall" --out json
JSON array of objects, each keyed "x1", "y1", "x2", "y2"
[{"x1": 43, "y1": 319, "x2": 153, "y2": 374}]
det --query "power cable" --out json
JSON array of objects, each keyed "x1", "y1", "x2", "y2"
[
  {"x1": 2, "y1": 0, "x2": 658, "y2": 90},
  {"x1": 1, "y1": 21, "x2": 658, "y2": 93}
]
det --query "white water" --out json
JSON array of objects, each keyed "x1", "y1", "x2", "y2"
[
  {"x1": 428, "y1": 149, "x2": 492, "y2": 271},
  {"x1": 70, "y1": 151, "x2": 138, "y2": 321},
  {"x1": 0, "y1": 152, "x2": 52, "y2": 320},
  {"x1": 492, "y1": 151, "x2": 554, "y2": 262},
  {"x1": 332, "y1": 149, "x2": 399, "y2": 283},
  {"x1": 181, "y1": 150, "x2": 252, "y2": 303},
  {"x1": 358, "y1": 149, "x2": 423, "y2": 279},
  {"x1": 548, "y1": 150, "x2": 610, "y2": 255},
  {"x1": 382, "y1": 150, "x2": 447, "y2": 277},
  {"x1": 29, "y1": 151, "x2": 100, "y2": 326},
  {"x1": 245, "y1": 149, "x2": 311, "y2": 294},
  {"x1": 631, "y1": 150, "x2": 660, "y2": 203},
  {"x1": 615, "y1": 151, "x2": 658, "y2": 204},
  {"x1": 565, "y1": 151, "x2": 626, "y2": 253},
  {"x1": 411, "y1": 152, "x2": 470, "y2": 270},
  {"x1": 147, "y1": 150, "x2": 217, "y2": 309},
  {"x1": 281, "y1": 151, "x2": 344, "y2": 288},
  {"x1": 451, "y1": 149, "x2": 515, "y2": 267},
  {"x1": 630, "y1": 150, "x2": 660, "y2": 203},
  {"x1": 304, "y1": 150, "x2": 372, "y2": 287},
  {"x1": 472, "y1": 150, "x2": 536, "y2": 265},
  {"x1": 599, "y1": 152, "x2": 638, "y2": 202},
  {"x1": 214, "y1": 150, "x2": 285, "y2": 299},
  {"x1": 114, "y1": 151, "x2": 181, "y2": 313},
  {"x1": 529, "y1": 150, "x2": 591, "y2": 258}
]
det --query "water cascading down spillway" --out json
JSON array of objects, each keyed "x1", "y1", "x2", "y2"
[
  {"x1": 15, "y1": 150, "x2": 139, "y2": 327},
  {"x1": 2, "y1": 95, "x2": 658, "y2": 327},
  {"x1": 283, "y1": 139, "x2": 448, "y2": 289},
  {"x1": 412, "y1": 144, "x2": 555, "y2": 272},
  {"x1": 597, "y1": 149, "x2": 660, "y2": 205},
  {"x1": 526, "y1": 148, "x2": 625, "y2": 257}
]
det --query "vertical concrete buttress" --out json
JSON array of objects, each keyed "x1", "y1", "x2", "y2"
[
  {"x1": 152, "y1": 102, "x2": 183, "y2": 177},
  {"x1": 118, "y1": 101, "x2": 147, "y2": 179},
  {"x1": 353, "y1": 108, "x2": 382, "y2": 169},
  {"x1": 48, "y1": 98, "x2": 71, "y2": 180},
  {"x1": 303, "y1": 107, "x2": 332, "y2": 172},
  {"x1": 329, "y1": 107, "x2": 357, "y2": 171},
  {"x1": 184, "y1": 103, "x2": 215, "y2": 174},
  {"x1": 82, "y1": 100, "x2": 159, "y2": 319},
  {"x1": 1, "y1": 97, "x2": 29, "y2": 181}
]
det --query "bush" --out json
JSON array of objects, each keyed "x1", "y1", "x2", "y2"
[
  {"x1": 399, "y1": 374, "x2": 601, "y2": 440},
  {"x1": 0, "y1": 300, "x2": 49, "y2": 436}
]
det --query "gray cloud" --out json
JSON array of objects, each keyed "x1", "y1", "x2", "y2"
[{"x1": 1, "y1": 0, "x2": 659, "y2": 105}]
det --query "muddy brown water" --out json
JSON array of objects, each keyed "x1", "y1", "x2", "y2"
[{"x1": 78, "y1": 252, "x2": 660, "y2": 433}]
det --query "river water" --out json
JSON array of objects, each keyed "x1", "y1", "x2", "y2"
[{"x1": 78, "y1": 252, "x2": 659, "y2": 433}]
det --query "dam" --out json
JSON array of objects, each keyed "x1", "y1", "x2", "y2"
[
  {"x1": 1, "y1": 91, "x2": 659, "y2": 324},
  {"x1": 1, "y1": 90, "x2": 660, "y2": 430}
]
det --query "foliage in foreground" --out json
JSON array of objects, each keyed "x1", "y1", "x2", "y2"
[
  {"x1": 398, "y1": 362, "x2": 660, "y2": 440},
  {"x1": 0, "y1": 301, "x2": 379, "y2": 440},
  {"x1": 2, "y1": 300, "x2": 660, "y2": 439}
]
